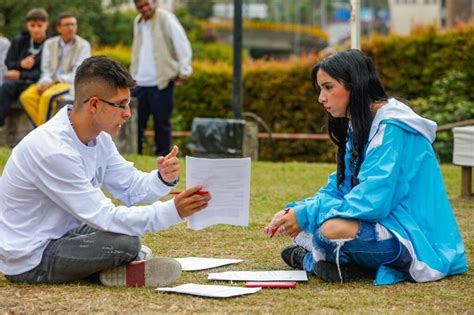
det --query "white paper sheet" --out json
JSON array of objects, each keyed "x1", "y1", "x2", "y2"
[
  {"x1": 157, "y1": 283, "x2": 261, "y2": 298},
  {"x1": 175, "y1": 257, "x2": 243, "y2": 271},
  {"x1": 185, "y1": 156, "x2": 251, "y2": 230},
  {"x1": 208, "y1": 270, "x2": 308, "y2": 282}
]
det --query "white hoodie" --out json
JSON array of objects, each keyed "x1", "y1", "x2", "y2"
[{"x1": 0, "y1": 106, "x2": 183, "y2": 275}]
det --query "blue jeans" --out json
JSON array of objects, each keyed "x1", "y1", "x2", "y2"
[
  {"x1": 302, "y1": 221, "x2": 400, "y2": 273},
  {"x1": 5, "y1": 224, "x2": 140, "y2": 284}
]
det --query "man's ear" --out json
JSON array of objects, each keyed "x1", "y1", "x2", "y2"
[{"x1": 86, "y1": 97, "x2": 99, "y2": 113}]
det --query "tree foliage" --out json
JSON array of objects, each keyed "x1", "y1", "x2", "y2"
[{"x1": 0, "y1": 0, "x2": 132, "y2": 45}]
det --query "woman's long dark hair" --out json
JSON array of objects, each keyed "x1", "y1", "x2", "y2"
[{"x1": 311, "y1": 49, "x2": 388, "y2": 188}]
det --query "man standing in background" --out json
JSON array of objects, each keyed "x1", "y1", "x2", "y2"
[
  {"x1": 20, "y1": 12, "x2": 90, "y2": 127},
  {"x1": 0, "y1": 8, "x2": 48, "y2": 128},
  {"x1": 132, "y1": 0, "x2": 192, "y2": 156}
]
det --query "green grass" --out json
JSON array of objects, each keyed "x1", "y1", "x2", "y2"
[{"x1": 0, "y1": 147, "x2": 472, "y2": 313}]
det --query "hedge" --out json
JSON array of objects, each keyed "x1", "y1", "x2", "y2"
[
  {"x1": 363, "y1": 26, "x2": 474, "y2": 100},
  {"x1": 174, "y1": 56, "x2": 334, "y2": 162},
  {"x1": 94, "y1": 26, "x2": 474, "y2": 162},
  {"x1": 363, "y1": 26, "x2": 474, "y2": 162}
]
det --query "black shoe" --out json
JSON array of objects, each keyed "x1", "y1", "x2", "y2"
[
  {"x1": 314, "y1": 260, "x2": 376, "y2": 283},
  {"x1": 281, "y1": 245, "x2": 308, "y2": 270}
]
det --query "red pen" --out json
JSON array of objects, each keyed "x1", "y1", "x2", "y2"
[
  {"x1": 170, "y1": 191, "x2": 209, "y2": 196},
  {"x1": 270, "y1": 208, "x2": 290, "y2": 238},
  {"x1": 245, "y1": 281, "x2": 296, "y2": 289}
]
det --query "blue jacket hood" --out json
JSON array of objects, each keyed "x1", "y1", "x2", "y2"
[{"x1": 369, "y1": 98, "x2": 437, "y2": 143}]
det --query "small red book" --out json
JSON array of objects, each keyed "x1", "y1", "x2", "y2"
[{"x1": 244, "y1": 282, "x2": 296, "y2": 289}]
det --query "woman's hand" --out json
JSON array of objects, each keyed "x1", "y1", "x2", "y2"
[{"x1": 263, "y1": 208, "x2": 301, "y2": 238}]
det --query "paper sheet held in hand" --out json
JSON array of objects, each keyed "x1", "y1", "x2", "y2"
[
  {"x1": 186, "y1": 156, "x2": 251, "y2": 230},
  {"x1": 157, "y1": 283, "x2": 261, "y2": 298},
  {"x1": 174, "y1": 257, "x2": 242, "y2": 271}
]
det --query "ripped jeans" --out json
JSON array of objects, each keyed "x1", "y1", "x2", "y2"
[
  {"x1": 296, "y1": 221, "x2": 400, "y2": 274},
  {"x1": 5, "y1": 224, "x2": 140, "y2": 284}
]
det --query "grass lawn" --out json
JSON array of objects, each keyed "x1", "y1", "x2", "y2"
[{"x1": 0, "y1": 147, "x2": 472, "y2": 313}]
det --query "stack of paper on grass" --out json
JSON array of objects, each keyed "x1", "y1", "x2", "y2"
[
  {"x1": 175, "y1": 257, "x2": 243, "y2": 271},
  {"x1": 208, "y1": 270, "x2": 308, "y2": 282},
  {"x1": 157, "y1": 283, "x2": 261, "y2": 298}
]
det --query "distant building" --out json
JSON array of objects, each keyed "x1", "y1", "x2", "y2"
[
  {"x1": 213, "y1": 3, "x2": 269, "y2": 19},
  {"x1": 446, "y1": 0, "x2": 474, "y2": 27},
  {"x1": 388, "y1": 0, "x2": 442, "y2": 35},
  {"x1": 388, "y1": 0, "x2": 473, "y2": 35}
]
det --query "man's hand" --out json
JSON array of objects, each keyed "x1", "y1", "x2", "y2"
[
  {"x1": 174, "y1": 76, "x2": 188, "y2": 86},
  {"x1": 174, "y1": 185, "x2": 211, "y2": 218},
  {"x1": 37, "y1": 82, "x2": 52, "y2": 94},
  {"x1": 5, "y1": 70, "x2": 20, "y2": 80},
  {"x1": 157, "y1": 145, "x2": 180, "y2": 184},
  {"x1": 20, "y1": 55, "x2": 35, "y2": 70},
  {"x1": 263, "y1": 208, "x2": 301, "y2": 238}
]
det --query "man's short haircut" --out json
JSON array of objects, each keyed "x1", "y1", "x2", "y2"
[
  {"x1": 26, "y1": 8, "x2": 48, "y2": 22},
  {"x1": 74, "y1": 56, "x2": 136, "y2": 105},
  {"x1": 56, "y1": 12, "x2": 75, "y2": 26}
]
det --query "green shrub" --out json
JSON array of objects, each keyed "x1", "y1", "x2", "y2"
[
  {"x1": 363, "y1": 26, "x2": 474, "y2": 100},
  {"x1": 96, "y1": 10, "x2": 135, "y2": 46},
  {"x1": 174, "y1": 56, "x2": 334, "y2": 162},
  {"x1": 411, "y1": 70, "x2": 474, "y2": 162},
  {"x1": 363, "y1": 26, "x2": 474, "y2": 162},
  {"x1": 93, "y1": 26, "x2": 473, "y2": 162},
  {"x1": 93, "y1": 45, "x2": 132, "y2": 69},
  {"x1": 192, "y1": 42, "x2": 248, "y2": 64},
  {"x1": 93, "y1": 42, "x2": 247, "y2": 68}
]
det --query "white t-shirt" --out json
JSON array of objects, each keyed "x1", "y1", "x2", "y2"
[
  {"x1": 0, "y1": 106, "x2": 183, "y2": 275},
  {"x1": 136, "y1": 20, "x2": 158, "y2": 86}
]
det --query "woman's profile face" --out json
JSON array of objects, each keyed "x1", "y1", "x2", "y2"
[{"x1": 316, "y1": 69, "x2": 350, "y2": 118}]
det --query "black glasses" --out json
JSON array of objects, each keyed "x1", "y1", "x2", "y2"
[{"x1": 83, "y1": 97, "x2": 130, "y2": 110}]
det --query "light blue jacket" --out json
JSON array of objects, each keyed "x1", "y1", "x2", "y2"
[{"x1": 293, "y1": 98, "x2": 467, "y2": 285}]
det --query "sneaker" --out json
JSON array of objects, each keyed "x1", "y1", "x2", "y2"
[
  {"x1": 100, "y1": 257, "x2": 182, "y2": 287},
  {"x1": 314, "y1": 260, "x2": 376, "y2": 283},
  {"x1": 281, "y1": 245, "x2": 308, "y2": 270},
  {"x1": 136, "y1": 245, "x2": 154, "y2": 261}
]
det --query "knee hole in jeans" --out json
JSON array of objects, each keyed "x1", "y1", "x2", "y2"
[{"x1": 320, "y1": 218, "x2": 360, "y2": 240}]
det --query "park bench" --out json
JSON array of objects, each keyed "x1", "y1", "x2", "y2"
[
  {"x1": 0, "y1": 98, "x2": 138, "y2": 154},
  {"x1": 453, "y1": 126, "x2": 474, "y2": 198}
]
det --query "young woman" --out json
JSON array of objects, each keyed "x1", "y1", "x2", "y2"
[{"x1": 264, "y1": 49, "x2": 467, "y2": 285}]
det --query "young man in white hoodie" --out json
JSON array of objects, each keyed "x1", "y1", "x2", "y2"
[{"x1": 0, "y1": 55, "x2": 210, "y2": 287}]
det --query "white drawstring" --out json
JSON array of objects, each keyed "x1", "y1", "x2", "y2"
[{"x1": 333, "y1": 238, "x2": 353, "y2": 283}]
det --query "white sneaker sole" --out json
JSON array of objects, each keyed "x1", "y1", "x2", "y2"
[{"x1": 100, "y1": 257, "x2": 182, "y2": 287}]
